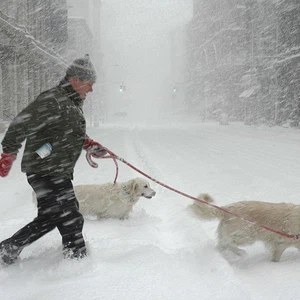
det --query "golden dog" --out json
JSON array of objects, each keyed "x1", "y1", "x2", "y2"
[
  {"x1": 189, "y1": 193, "x2": 300, "y2": 262},
  {"x1": 75, "y1": 177, "x2": 156, "y2": 219}
]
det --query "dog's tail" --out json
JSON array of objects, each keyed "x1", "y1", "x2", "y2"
[{"x1": 189, "y1": 193, "x2": 224, "y2": 220}]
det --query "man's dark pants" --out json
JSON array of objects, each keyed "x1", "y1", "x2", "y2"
[{"x1": 1, "y1": 173, "x2": 86, "y2": 260}]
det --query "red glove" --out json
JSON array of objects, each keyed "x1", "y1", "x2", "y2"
[
  {"x1": 83, "y1": 138, "x2": 107, "y2": 168},
  {"x1": 0, "y1": 153, "x2": 17, "y2": 177},
  {"x1": 83, "y1": 138, "x2": 107, "y2": 157}
]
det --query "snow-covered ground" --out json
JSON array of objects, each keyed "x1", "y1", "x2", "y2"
[{"x1": 1, "y1": 120, "x2": 300, "y2": 300}]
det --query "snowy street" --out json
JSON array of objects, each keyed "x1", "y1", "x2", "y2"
[
  {"x1": 2, "y1": 0, "x2": 300, "y2": 299},
  {"x1": 1, "y1": 122, "x2": 300, "y2": 300}
]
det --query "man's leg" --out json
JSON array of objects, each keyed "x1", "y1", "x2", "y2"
[
  {"x1": 0, "y1": 215, "x2": 56, "y2": 265},
  {"x1": 54, "y1": 180, "x2": 87, "y2": 258},
  {"x1": 57, "y1": 211, "x2": 86, "y2": 259},
  {"x1": 0, "y1": 174, "x2": 58, "y2": 265},
  {"x1": 30, "y1": 173, "x2": 87, "y2": 258}
]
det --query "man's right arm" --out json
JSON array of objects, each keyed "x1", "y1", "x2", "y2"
[
  {"x1": 2, "y1": 90, "x2": 62, "y2": 155},
  {"x1": 1, "y1": 102, "x2": 36, "y2": 155},
  {"x1": 0, "y1": 102, "x2": 36, "y2": 177}
]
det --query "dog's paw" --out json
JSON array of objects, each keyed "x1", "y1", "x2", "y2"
[{"x1": 218, "y1": 245, "x2": 248, "y2": 263}]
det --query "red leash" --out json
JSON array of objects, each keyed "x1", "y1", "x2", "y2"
[
  {"x1": 93, "y1": 148, "x2": 300, "y2": 240},
  {"x1": 86, "y1": 149, "x2": 119, "y2": 183}
]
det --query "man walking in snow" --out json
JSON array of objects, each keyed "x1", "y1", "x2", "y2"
[{"x1": 0, "y1": 55, "x2": 106, "y2": 266}]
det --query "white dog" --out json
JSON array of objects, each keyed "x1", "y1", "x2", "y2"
[
  {"x1": 74, "y1": 177, "x2": 156, "y2": 219},
  {"x1": 189, "y1": 193, "x2": 300, "y2": 262}
]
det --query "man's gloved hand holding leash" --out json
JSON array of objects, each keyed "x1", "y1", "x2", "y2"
[
  {"x1": 83, "y1": 138, "x2": 118, "y2": 183},
  {"x1": 83, "y1": 137, "x2": 108, "y2": 168},
  {"x1": 0, "y1": 137, "x2": 107, "y2": 177}
]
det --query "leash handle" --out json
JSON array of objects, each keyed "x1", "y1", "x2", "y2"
[
  {"x1": 86, "y1": 150, "x2": 99, "y2": 168},
  {"x1": 86, "y1": 148, "x2": 119, "y2": 183}
]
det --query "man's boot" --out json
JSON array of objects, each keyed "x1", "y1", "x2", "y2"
[{"x1": 0, "y1": 239, "x2": 22, "y2": 266}]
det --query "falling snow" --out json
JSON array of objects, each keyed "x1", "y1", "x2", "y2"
[{"x1": 1, "y1": 1, "x2": 300, "y2": 299}]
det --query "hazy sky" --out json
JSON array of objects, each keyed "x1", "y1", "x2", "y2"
[{"x1": 100, "y1": 0, "x2": 192, "y2": 120}]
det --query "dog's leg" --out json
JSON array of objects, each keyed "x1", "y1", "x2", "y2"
[
  {"x1": 97, "y1": 213, "x2": 105, "y2": 220},
  {"x1": 269, "y1": 243, "x2": 287, "y2": 262},
  {"x1": 218, "y1": 243, "x2": 247, "y2": 257},
  {"x1": 217, "y1": 223, "x2": 247, "y2": 258}
]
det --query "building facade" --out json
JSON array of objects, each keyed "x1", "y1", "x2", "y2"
[
  {"x1": 185, "y1": 0, "x2": 300, "y2": 126},
  {"x1": 0, "y1": 0, "x2": 68, "y2": 123}
]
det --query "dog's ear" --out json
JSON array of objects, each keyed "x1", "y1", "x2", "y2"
[
  {"x1": 133, "y1": 182, "x2": 140, "y2": 193},
  {"x1": 128, "y1": 180, "x2": 140, "y2": 195}
]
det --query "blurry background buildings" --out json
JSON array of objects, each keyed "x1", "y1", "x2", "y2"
[
  {"x1": 0, "y1": 0, "x2": 300, "y2": 127},
  {"x1": 0, "y1": 0, "x2": 104, "y2": 126},
  {"x1": 186, "y1": 0, "x2": 300, "y2": 126}
]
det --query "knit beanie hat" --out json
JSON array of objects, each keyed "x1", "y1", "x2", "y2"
[{"x1": 66, "y1": 54, "x2": 97, "y2": 83}]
